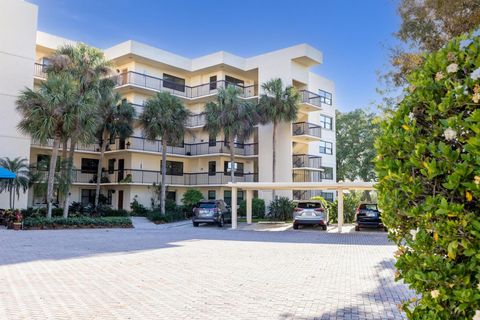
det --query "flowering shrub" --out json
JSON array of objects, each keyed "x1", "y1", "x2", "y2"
[{"x1": 375, "y1": 30, "x2": 480, "y2": 319}]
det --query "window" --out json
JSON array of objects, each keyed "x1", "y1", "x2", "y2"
[
  {"x1": 167, "y1": 191, "x2": 176, "y2": 201},
  {"x1": 36, "y1": 154, "x2": 50, "y2": 169},
  {"x1": 208, "y1": 190, "x2": 216, "y2": 200},
  {"x1": 107, "y1": 190, "x2": 113, "y2": 205},
  {"x1": 225, "y1": 75, "x2": 244, "y2": 88},
  {"x1": 319, "y1": 141, "x2": 333, "y2": 155},
  {"x1": 209, "y1": 76, "x2": 217, "y2": 90},
  {"x1": 161, "y1": 161, "x2": 184, "y2": 176},
  {"x1": 319, "y1": 89, "x2": 332, "y2": 105},
  {"x1": 163, "y1": 73, "x2": 185, "y2": 92},
  {"x1": 224, "y1": 161, "x2": 244, "y2": 176},
  {"x1": 319, "y1": 115, "x2": 333, "y2": 130},
  {"x1": 321, "y1": 167, "x2": 334, "y2": 180},
  {"x1": 209, "y1": 133, "x2": 216, "y2": 147},
  {"x1": 108, "y1": 159, "x2": 115, "y2": 174},
  {"x1": 81, "y1": 189, "x2": 95, "y2": 206},
  {"x1": 208, "y1": 161, "x2": 216, "y2": 176},
  {"x1": 320, "y1": 191, "x2": 334, "y2": 202},
  {"x1": 81, "y1": 158, "x2": 99, "y2": 173},
  {"x1": 223, "y1": 190, "x2": 244, "y2": 206}
]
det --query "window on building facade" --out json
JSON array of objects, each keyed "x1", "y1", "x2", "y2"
[
  {"x1": 81, "y1": 189, "x2": 95, "y2": 206},
  {"x1": 223, "y1": 190, "x2": 244, "y2": 206},
  {"x1": 161, "y1": 161, "x2": 184, "y2": 176},
  {"x1": 81, "y1": 158, "x2": 99, "y2": 173},
  {"x1": 319, "y1": 141, "x2": 333, "y2": 155},
  {"x1": 163, "y1": 73, "x2": 185, "y2": 92},
  {"x1": 225, "y1": 75, "x2": 244, "y2": 88},
  {"x1": 320, "y1": 191, "x2": 334, "y2": 202},
  {"x1": 321, "y1": 167, "x2": 334, "y2": 180},
  {"x1": 319, "y1": 115, "x2": 333, "y2": 130},
  {"x1": 208, "y1": 190, "x2": 216, "y2": 200},
  {"x1": 108, "y1": 159, "x2": 115, "y2": 174},
  {"x1": 209, "y1": 133, "x2": 216, "y2": 147},
  {"x1": 36, "y1": 154, "x2": 50, "y2": 169},
  {"x1": 224, "y1": 161, "x2": 244, "y2": 176},
  {"x1": 167, "y1": 191, "x2": 176, "y2": 201},
  {"x1": 319, "y1": 89, "x2": 332, "y2": 105},
  {"x1": 208, "y1": 161, "x2": 216, "y2": 176},
  {"x1": 209, "y1": 76, "x2": 217, "y2": 90}
]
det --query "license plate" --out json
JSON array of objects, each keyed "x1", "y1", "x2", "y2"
[{"x1": 366, "y1": 212, "x2": 376, "y2": 217}]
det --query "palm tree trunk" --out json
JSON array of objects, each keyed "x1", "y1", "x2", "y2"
[
  {"x1": 272, "y1": 120, "x2": 277, "y2": 199},
  {"x1": 160, "y1": 139, "x2": 168, "y2": 215},
  {"x1": 94, "y1": 132, "x2": 107, "y2": 210},
  {"x1": 47, "y1": 135, "x2": 61, "y2": 219},
  {"x1": 12, "y1": 186, "x2": 15, "y2": 209},
  {"x1": 9, "y1": 188, "x2": 13, "y2": 210},
  {"x1": 62, "y1": 137, "x2": 77, "y2": 218},
  {"x1": 229, "y1": 136, "x2": 235, "y2": 183}
]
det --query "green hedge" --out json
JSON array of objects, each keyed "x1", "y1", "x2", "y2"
[
  {"x1": 375, "y1": 31, "x2": 480, "y2": 319},
  {"x1": 23, "y1": 216, "x2": 133, "y2": 229},
  {"x1": 147, "y1": 209, "x2": 185, "y2": 224}
]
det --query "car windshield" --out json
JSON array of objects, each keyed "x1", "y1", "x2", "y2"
[
  {"x1": 360, "y1": 204, "x2": 378, "y2": 210},
  {"x1": 297, "y1": 202, "x2": 321, "y2": 209},
  {"x1": 198, "y1": 203, "x2": 216, "y2": 209}
]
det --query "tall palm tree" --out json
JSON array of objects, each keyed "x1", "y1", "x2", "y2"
[
  {"x1": 257, "y1": 78, "x2": 299, "y2": 198},
  {"x1": 140, "y1": 92, "x2": 189, "y2": 215},
  {"x1": 0, "y1": 157, "x2": 30, "y2": 209},
  {"x1": 205, "y1": 85, "x2": 258, "y2": 183},
  {"x1": 94, "y1": 78, "x2": 135, "y2": 210},
  {"x1": 16, "y1": 73, "x2": 77, "y2": 218},
  {"x1": 47, "y1": 43, "x2": 112, "y2": 217}
]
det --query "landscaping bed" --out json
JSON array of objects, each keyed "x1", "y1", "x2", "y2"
[{"x1": 23, "y1": 216, "x2": 133, "y2": 230}]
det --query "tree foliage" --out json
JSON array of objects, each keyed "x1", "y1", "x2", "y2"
[
  {"x1": 375, "y1": 31, "x2": 480, "y2": 319},
  {"x1": 0, "y1": 157, "x2": 30, "y2": 209},
  {"x1": 336, "y1": 109, "x2": 379, "y2": 182}
]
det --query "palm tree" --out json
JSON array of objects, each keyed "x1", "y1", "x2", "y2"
[
  {"x1": 94, "y1": 78, "x2": 135, "y2": 210},
  {"x1": 257, "y1": 78, "x2": 300, "y2": 198},
  {"x1": 205, "y1": 85, "x2": 258, "y2": 183},
  {"x1": 16, "y1": 73, "x2": 77, "y2": 218},
  {"x1": 47, "y1": 43, "x2": 112, "y2": 217},
  {"x1": 0, "y1": 157, "x2": 30, "y2": 209},
  {"x1": 140, "y1": 92, "x2": 189, "y2": 215}
]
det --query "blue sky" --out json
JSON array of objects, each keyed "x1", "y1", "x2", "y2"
[{"x1": 28, "y1": 0, "x2": 400, "y2": 112}]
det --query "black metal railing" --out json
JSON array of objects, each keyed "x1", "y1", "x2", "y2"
[
  {"x1": 292, "y1": 122, "x2": 322, "y2": 138},
  {"x1": 292, "y1": 169, "x2": 323, "y2": 183},
  {"x1": 116, "y1": 71, "x2": 258, "y2": 99},
  {"x1": 292, "y1": 154, "x2": 322, "y2": 169},
  {"x1": 114, "y1": 137, "x2": 258, "y2": 156},
  {"x1": 34, "y1": 63, "x2": 47, "y2": 79},
  {"x1": 110, "y1": 169, "x2": 258, "y2": 185},
  {"x1": 130, "y1": 103, "x2": 206, "y2": 128}
]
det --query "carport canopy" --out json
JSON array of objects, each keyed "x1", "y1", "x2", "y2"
[{"x1": 227, "y1": 182, "x2": 375, "y2": 233}]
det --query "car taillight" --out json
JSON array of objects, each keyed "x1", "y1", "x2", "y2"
[
  {"x1": 356, "y1": 208, "x2": 360, "y2": 215},
  {"x1": 314, "y1": 208, "x2": 324, "y2": 212},
  {"x1": 294, "y1": 208, "x2": 302, "y2": 212}
]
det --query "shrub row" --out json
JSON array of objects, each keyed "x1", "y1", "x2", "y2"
[{"x1": 23, "y1": 216, "x2": 133, "y2": 229}]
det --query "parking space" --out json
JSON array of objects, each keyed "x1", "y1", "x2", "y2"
[{"x1": 0, "y1": 219, "x2": 412, "y2": 319}]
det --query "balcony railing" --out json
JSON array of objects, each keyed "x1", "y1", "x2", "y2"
[
  {"x1": 292, "y1": 169, "x2": 323, "y2": 183},
  {"x1": 116, "y1": 71, "x2": 258, "y2": 99},
  {"x1": 34, "y1": 63, "x2": 47, "y2": 79},
  {"x1": 113, "y1": 137, "x2": 258, "y2": 156},
  {"x1": 292, "y1": 154, "x2": 322, "y2": 169},
  {"x1": 292, "y1": 122, "x2": 322, "y2": 138},
  {"x1": 31, "y1": 137, "x2": 258, "y2": 157},
  {"x1": 131, "y1": 103, "x2": 206, "y2": 128}
]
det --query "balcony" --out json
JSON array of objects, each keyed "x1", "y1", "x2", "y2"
[
  {"x1": 34, "y1": 63, "x2": 47, "y2": 79},
  {"x1": 30, "y1": 137, "x2": 258, "y2": 157},
  {"x1": 292, "y1": 122, "x2": 322, "y2": 142},
  {"x1": 131, "y1": 103, "x2": 206, "y2": 128},
  {"x1": 292, "y1": 154, "x2": 322, "y2": 170},
  {"x1": 292, "y1": 169, "x2": 323, "y2": 183},
  {"x1": 115, "y1": 71, "x2": 258, "y2": 100},
  {"x1": 298, "y1": 90, "x2": 323, "y2": 112}
]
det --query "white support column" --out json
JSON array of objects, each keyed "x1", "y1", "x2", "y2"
[
  {"x1": 246, "y1": 189, "x2": 253, "y2": 224},
  {"x1": 337, "y1": 189, "x2": 344, "y2": 233},
  {"x1": 231, "y1": 187, "x2": 238, "y2": 229}
]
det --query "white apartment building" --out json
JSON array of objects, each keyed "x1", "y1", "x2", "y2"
[{"x1": 1, "y1": 0, "x2": 336, "y2": 210}]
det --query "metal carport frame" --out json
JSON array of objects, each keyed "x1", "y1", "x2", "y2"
[{"x1": 227, "y1": 182, "x2": 375, "y2": 233}]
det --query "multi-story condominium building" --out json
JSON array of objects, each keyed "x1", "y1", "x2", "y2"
[{"x1": 1, "y1": 0, "x2": 336, "y2": 210}]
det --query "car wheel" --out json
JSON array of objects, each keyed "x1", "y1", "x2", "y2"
[
  {"x1": 193, "y1": 222, "x2": 199, "y2": 227},
  {"x1": 322, "y1": 225, "x2": 327, "y2": 231},
  {"x1": 217, "y1": 216, "x2": 225, "y2": 228},
  {"x1": 293, "y1": 224, "x2": 299, "y2": 230},
  {"x1": 355, "y1": 225, "x2": 360, "y2": 231}
]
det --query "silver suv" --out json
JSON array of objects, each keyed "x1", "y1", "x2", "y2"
[
  {"x1": 192, "y1": 200, "x2": 231, "y2": 227},
  {"x1": 292, "y1": 200, "x2": 329, "y2": 230}
]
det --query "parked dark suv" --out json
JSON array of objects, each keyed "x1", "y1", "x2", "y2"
[
  {"x1": 355, "y1": 203, "x2": 386, "y2": 231},
  {"x1": 192, "y1": 200, "x2": 231, "y2": 227}
]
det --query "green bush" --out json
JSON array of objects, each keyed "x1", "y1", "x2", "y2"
[
  {"x1": 130, "y1": 197, "x2": 148, "y2": 216},
  {"x1": 147, "y1": 209, "x2": 185, "y2": 224},
  {"x1": 268, "y1": 197, "x2": 295, "y2": 221},
  {"x1": 328, "y1": 192, "x2": 362, "y2": 223},
  {"x1": 23, "y1": 216, "x2": 132, "y2": 229},
  {"x1": 375, "y1": 31, "x2": 480, "y2": 319},
  {"x1": 181, "y1": 189, "x2": 204, "y2": 216},
  {"x1": 238, "y1": 198, "x2": 266, "y2": 218}
]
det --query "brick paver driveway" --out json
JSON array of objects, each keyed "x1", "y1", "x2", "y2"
[{"x1": 0, "y1": 220, "x2": 413, "y2": 320}]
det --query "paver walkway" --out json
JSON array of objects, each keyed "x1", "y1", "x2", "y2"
[{"x1": 0, "y1": 221, "x2": 413, "y2": 320}]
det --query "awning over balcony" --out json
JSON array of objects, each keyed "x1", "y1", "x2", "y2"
[{"x1": 0, "y1": 167, "x2": 16, "y2": 179}]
